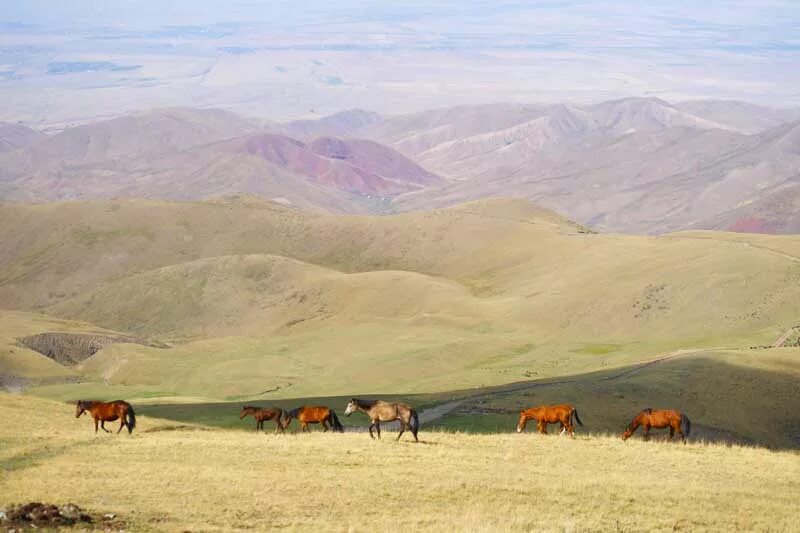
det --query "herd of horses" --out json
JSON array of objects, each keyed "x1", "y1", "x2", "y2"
[{"x1": 75, "y1": 399, "x2": 691, "y2": 443}]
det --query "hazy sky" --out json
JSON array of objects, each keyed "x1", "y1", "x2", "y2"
[{"x1": 1, "y1": 1, "x2": 798, "y2": 124}]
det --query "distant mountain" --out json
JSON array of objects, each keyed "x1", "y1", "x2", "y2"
[
  {"x1": 282, "y1": 109, "x2": 383, "y2": 139},
  {"x1": 362, "y1": 98, "x2": 800, "y2": 233},
  {"x1": 691, "y1": 122, "x2": 800, "y2": 234},
  {"x1": 693, "y1": 185, "x2": 800, "y2": 234},
  {"x1": 0, "y1": 122, "x2": 45, "y2": 153},
  {"x1": 0, "y1": 116, "x2": 444, "y2": 211},
  {"x1": 232, "y1": 133, "x2": 441, "y2": 194},
  {"x1": 0, "y1": 107, "x2": 258, "y2": 179},
  {"x1": 362, "y1": 103, "x2": 548, "y2": 156},
  {"x1": 675, "y1": 100, "x2": 800, "y2": 134},
  {"x1": 2, "y1": 99, "x2": 799, "y2": 234}
]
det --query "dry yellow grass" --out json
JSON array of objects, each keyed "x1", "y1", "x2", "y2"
[{"x1": 1, "y1": 394, "x2": 798, "y2": 532}]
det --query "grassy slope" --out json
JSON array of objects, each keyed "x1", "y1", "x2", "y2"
[
  {"x1": 2, "y1": 197, "x2": 800, "y2": 403},
  {"x1": 428, "y1": 348, "x2": 800, "y2": 449},
  {"x1": 1, "y1": 394, "x2": 798, "y2": 532},
  {"x1": 31, "y1": 347, "x2": 796, "y2": 449}
]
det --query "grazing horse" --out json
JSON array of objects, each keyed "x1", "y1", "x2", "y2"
[
  {"x1": 344, "y1": 399, "x2": 419, "y2": 442},
  {"x1": 239, "y1": 406, "x2": 285, "y2": 434},
  {"x1": 75, "y1": 400, "x2": 136, "y2": 434},
  {"x1": 516, "y1": 404, "x2": 583, "y2": 436},
  {"x1": 622, "y1": 408, "x2": 691, "y2": 443},
  {"x1": 282, "y1": 406, "x2": 344, "y2": 433}
]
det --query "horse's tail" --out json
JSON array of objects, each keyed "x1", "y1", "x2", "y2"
[
  {"x1": 410, "y1": 408, "x2": 420, "y2": 440},
  {"x1": 127, "y1": 404, "x2": 136, "y2": 434},
  {"x1": 680, "y1": 413, "x2": 691, "y2": 441},
  {"x1": 572, "y1": 407, "x2": 583, "y2": 426},
  {"x1": 329, "y1": 410, "x2": 344, "y2": 432}
]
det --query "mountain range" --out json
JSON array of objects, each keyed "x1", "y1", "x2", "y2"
[{"x1": 1, "y1": 98, "x2": 799, "y2": 234}]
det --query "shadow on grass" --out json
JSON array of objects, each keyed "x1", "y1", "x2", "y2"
[{"x1": 136, "y1": 355, "x2": 799, "y2": 450}]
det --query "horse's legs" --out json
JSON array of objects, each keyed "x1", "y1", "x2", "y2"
[
  {"x1": 117, "y1": 417, "x2": 126, "y2": 434},
  {"x1": 374, "y1": 422, "x2": 381, "y2": 439},
  {"x1": 321, "y1": 419, "x2": 329, "y2": 432},
  {"x1": 100, "y1": 420, "x2": 111, "y2": 433},
  {"x1": 396, "y1": 421, "x2": 406, "y2": 441},
  {"x1": 669, "y1": 426, "x2": 675, "y2": 440},
  {"x1": 301, "y1": 422, "x2": 308, "y2": 432},
  {"x1": 94, "y1": 418, "x2": 99, "y2": 434},
  {"x1": 275, "y1": 419, "x2": 284, "y2": 434},
  {"x1": 368, "y1": 422, "x2": 375, "y2": 439},
  {"x1": 643, "y1": 424, "x2": 650, "y2": 441}
]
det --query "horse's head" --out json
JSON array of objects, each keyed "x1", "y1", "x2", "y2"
[
  {"x1": 516, "y1": 411, "x2": 529, "y2": 433},
  {"x1": 75, "y1": 400, "x2": 88, "y2": 418},
  {"x1": 621, "y1": 427, "x2": 634, "y2": 440},
  {"x1": 239, "y1": 406, "x2": 253, "y2": 419},
  {"x1": 344, "y1": 399, "x2": 358, "y2": 416}
]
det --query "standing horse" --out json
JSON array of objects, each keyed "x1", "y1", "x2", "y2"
[
  {"x1": 344, "y1": 399, "x2": 419, "y2": 442},
  {"x1": 75, "y1": 400, "x2": 136, "y2": 434},
  {"x1": 622, "y1": 408, "x2": 691, "y2": 443},
  {"x1": 516, "y1": 404, "x2": 582, "y2": 436},
  {"x1": 239, "y1": 406, "x2": 285, "y2": 434},
  {"x1": 282, "y1": 406, "x2": 344, "y2": 433}
]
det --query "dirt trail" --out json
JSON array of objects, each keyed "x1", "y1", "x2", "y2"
[
  {"x1": 772, "y1": 326, "x2": 799, "y2": 348},
  {"x1": 418, "y1": 400, "x2": 466, "y2": 425}
]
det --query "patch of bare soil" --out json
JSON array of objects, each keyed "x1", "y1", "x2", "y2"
[
  {"x1": 1, "y1": 502, "x2": 125, "y2": 531},
  {"x1": 17, "y1": 332, "x2": 156, "y2": 365}
]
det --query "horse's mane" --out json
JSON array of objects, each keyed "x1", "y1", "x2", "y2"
[
  {"x1": 351, "y1": 398, "x2": 378, "y2": 409},
  {"x1": 641, "y1": 407, "x2": 653, "y2": 414},
  {"x1": 241, "y1": 405, "x2": 258, "y2": 410},
  {"x1": 286, "y1": 407, "x2": 301, "y2": 418}
]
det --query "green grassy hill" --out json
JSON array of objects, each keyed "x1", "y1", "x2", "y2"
[{"x1": 1, "y1": 197, "x2": 799, "y2": 446}]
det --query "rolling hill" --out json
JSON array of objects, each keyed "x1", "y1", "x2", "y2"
[{"x1": 1, "y1": 196, "x2": 799, "y2": 407}]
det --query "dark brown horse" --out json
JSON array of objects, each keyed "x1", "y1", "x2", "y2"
[
  {"x1": 282, "y1": 406, "x2": 344, "y2": 432},
  {"x1": 344, "y1": 399, "x2": 419, "y2": 442},
  {"x1": 239, "y1": 406, "x2": 285, "y2": 434},
  {"x1": 75, "y1": 400, "x2": 136, "y2": 434},
  {"x1": 622, "y1": 408, "x2": 691, "y2": 443},
  {"x1": 516, "y1": 404, "x2": 583, "y2": 436}
]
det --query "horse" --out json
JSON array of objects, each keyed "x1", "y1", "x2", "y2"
[
  {"x1": 282, "y1": 406, "x2": 344, "y2": 433},
  {"x1": 516, "y1": 404, "x2": 583, "y2": 436},
  {"x1": 344, "y1": 398, "x2": 419, "y2": 442},
  {"x1": 622, "y1": 408, "x2": 691, "y2": 443},
  {"x1": 239, "y1": 406, "x2": 285, "y2": 434},
  {"x1": 75, "y1": 400, "x2": 136, "y2": 434}
]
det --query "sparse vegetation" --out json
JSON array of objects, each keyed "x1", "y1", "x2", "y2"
[{"x1": 0, "y1": 394, "x2": 797, "y2": 532}]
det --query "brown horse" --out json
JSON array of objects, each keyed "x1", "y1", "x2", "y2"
[
  {"x1": 344, "y1": 399, "x2": 419, "y2": 442},
  {"x1": 282, "y1": 406, "x2": 344, "y2": 432},
  {"x1": 622, "y1": 408, "x2": 691, "y2": 443},
  {"x1": 240, "y1": 406, "x2": 285, "y2": 434},
  {"x1": 516, "y1": 404, "x2": 583, "y2": 436},
  {"x1": 75, "y1": 400, "x2": 136, "y2": 434}
]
